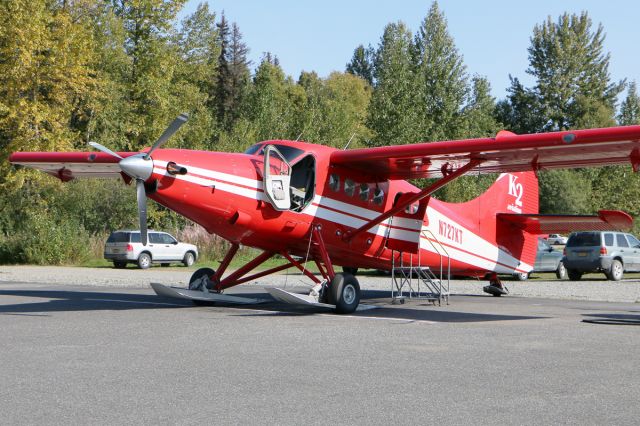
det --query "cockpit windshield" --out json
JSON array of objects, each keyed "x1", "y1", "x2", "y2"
[{"x1": 244, "y1": 143, "x2": 305, "y2": 163}]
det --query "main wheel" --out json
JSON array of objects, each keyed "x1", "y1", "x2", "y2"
[
  {"x1": 555, "y1": 262, "x2": 567, "y2": 280},
  {"x1": 189, "y1": 267, "x2": 215, "y2": 290},
  {"x1": 567, "y1": 269, "x2": 582, "y2": 281},
  {"x1": 113, "y1": 261, "x2": 127, "y2": 269},
  {"x1": 342, "y1": 266, "x2": 358, "y2": 276},
  {"x1": 137, "y1": 252, "x2": 151, "y2": 269},
  {"x1": 606, "y1": 259, "x2": 623, "y2": 281},
  {"x1": 183, "y1": 251, "x2": 195, "y2": 267},
  {"x1": 328, "y1": 273, "x2": 360, "y2": 314}
]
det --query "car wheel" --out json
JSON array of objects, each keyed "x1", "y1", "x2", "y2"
[
  {"x1": 606, "y1": 259, "x2": 623, "y2": 281},
  {"x1": 183, "y1": 252, "x2": 195, "y2": 267},
  {"x1": 514, "y1": 272, "x2": 529, "y2": 281},
  {"x1": 113, "y1": 261, "x2": 127, "y2": 269},
  {"x1": 555, "y1": 262, "x2": 567, "y2": 280},
  {"x1": 567, "y1": 269, "x2": 582, "y2": 281},
  {"x1": 137, "y1": 252, "x2": 151, "y2": 269}
]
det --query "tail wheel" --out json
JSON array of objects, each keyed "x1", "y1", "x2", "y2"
[
  {"x1": 606, "y1": 260, "x2": 623, "y2": 281},
  {"x1": 328, "y1": 273, "x2": 360, "y2": 314}
]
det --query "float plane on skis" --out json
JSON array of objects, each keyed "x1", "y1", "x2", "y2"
[{"x1": 9, "y1": 114, "x2": 640, "y2": 313}]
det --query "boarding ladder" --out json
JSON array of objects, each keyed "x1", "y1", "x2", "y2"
[{"x1": 391, "y1": 229, "x2": 450, "y2": 306}]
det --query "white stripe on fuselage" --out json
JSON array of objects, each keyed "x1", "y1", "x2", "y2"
[{"x1": 151, "y1": 161, "x2": 530, "y2": 273}]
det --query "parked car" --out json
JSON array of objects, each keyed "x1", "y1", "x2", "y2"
[
  {"x1": 514, "y1": 238, "x2": 567, "y2": 280},
  {"x1": 104, "y1": 230, "x2": 198, "y2": 269},
  {"x1": 562, "y1": 231, "x2": 640, "y2": 281},
  {"x1": 546, "y1": 233, "x2": 568, "y2": 245}
]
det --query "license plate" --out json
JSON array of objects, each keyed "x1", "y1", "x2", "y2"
[
  {"x1": 578, "y1": 252, "x2": 587, "y2": 257},
  {"x1": 112, "y1": 249, "x2": 119, "y2": 253}
]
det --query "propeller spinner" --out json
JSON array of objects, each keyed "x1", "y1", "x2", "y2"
[{"x1": 89, "y1": 113, "x2": 189, "y2": 245}]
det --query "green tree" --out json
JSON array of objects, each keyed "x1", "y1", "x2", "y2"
[
  {"x1": 0, "y1": 0, "x2": 97, "y2": 158},
  {"x1": 526, "y1": 12, "x2": 623, "y2": 131},
  {"x1": 412, "y1": 1, "x2": 468, "y2": 141},
  {"x1": 618, "y1": 81, "x2": 640, "y2": 125},
  {"x1": 366, "y1": 22, "x2": 416, "y2": 147},
  {"x1": 346, "y1": 44, "x2": 374, "y2": 86}
]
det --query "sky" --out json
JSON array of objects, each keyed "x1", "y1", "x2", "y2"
[{"x1": 178, "y1": 0, "x2": 640, "y2": 100}]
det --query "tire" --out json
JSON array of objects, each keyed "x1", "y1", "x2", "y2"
[
  {"x1": 514, "y1": 272, "x2": 529, "y2": 281},
  {"x1": 567, "y1": 269, "x2": 582, "y2": 281},
  {"x1": 555, "y1": 262, "x2": 567, "y2": 280},
  {"x1": 342, "y1": 266, "x2": 358, "y2": 276},
  {"x1": 189, "y1": 267, "x2": 215, "y2": 289},
  {"x1": 328, "y1": 273, "x2": 360, "y2": 314},
  {"x1": 113, "y1": 261, "x2": 127, "y2": 269},
  {"x1": 606, "y1": 259, "x2": 623, "y2": 281},
  {"x1": 188, "y1": 267, "x2": 216, "y2": 305},
  {"x1": 137, "y1": 252, "x2": 151, "y2": 269},
  {"x1": 183, "y1": 251, "x2": 195, "y2": 267}
]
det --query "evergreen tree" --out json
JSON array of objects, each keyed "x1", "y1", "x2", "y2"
[
  {"x1": 461, "y1": 76, "x2": 501, "y2": 138},
  {"x1": 215, "y1": 15, "x2": 250, "y2": 131},
  {"x1": 412, "y1": 1, "x2": 468, "y2": 141},
  {"x1": 619, "y1": 81, "x2": 640, "y2": 125},
  {"x1": 346, "y1": 44, "x2": 374, "y2": 86},
  {"x1": 366, "y1": 22, "x2": 416, "y2": 147},
  {"x1": 526, "y1": 12, "x2": 623, "y2": 131}
]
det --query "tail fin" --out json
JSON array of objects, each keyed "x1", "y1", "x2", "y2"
[{"x1": 440, "y1": 171, "x2": 539, "y2": 272}]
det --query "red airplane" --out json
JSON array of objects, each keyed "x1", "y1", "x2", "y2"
[{"x1": 9, "y1": 114, "x2": 640, "y2": 313}]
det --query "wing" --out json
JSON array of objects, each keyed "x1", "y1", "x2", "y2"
[
  {"x1": 330, "y1": 126, "x2": 640, "y2": 180},
  {"x1": 9, "y1": 152, "x2": 137, "y2": 181},
  {"x1": 497, "y1": 210, "x2": 633, "y2": 233}
]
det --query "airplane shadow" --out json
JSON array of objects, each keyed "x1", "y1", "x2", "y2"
[
  {"x1": 582, "y1": 312, "x2": 640, "y2": 325},
  {"x1": 0, "y1": 288, "x2": 545, "y2": 323}
]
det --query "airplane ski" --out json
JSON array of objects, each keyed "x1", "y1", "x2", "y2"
[
  {"x1": 150, "y1": 283, "x2": 264, "y2": 304},
  {"x1": 265, "y1": 287, "x2": 377, "y2": 311}
]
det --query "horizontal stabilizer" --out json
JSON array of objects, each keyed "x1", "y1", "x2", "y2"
[{"x1": 497, "y1": 210, "x2": 633, "y2": 233}]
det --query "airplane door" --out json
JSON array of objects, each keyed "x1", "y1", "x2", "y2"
[{"x1": 263, "y1": 145, "x2": 292, "y2": 211}]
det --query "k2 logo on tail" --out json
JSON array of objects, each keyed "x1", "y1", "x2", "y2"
[{"x1": 507, "y1": 174, "x2": 523, "y2": 213}]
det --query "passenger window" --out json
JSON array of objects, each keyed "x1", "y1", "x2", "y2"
[
  {"x1": 373, "y1": 188, "x2": 384, "y2": 206},
  {"x1": 359, "y1": 183, "x2": 370, "y2": 201},
  {"x1": 329, "y1": 174, "x2": 340, "y2": 192},
  {"x1": 627, "y1": 235, "x2": 640, "y2": 247},
  {"x1": 616, "y1": 234, "x2": 629, "y2": 248},
  {"x1": 344, "y1": 179, "x2": 356, "y2": 197},
  {"x1": 149, "y1": 233, "x2": 162, "y2": 244},
  {"x1": 162, "y1": 234, "x2": 177, "y2": 244},
  {"x1": 131, "y1": 233, "x2": 141, "y2": 243},
  {"x1": 604, "y1": 234, "x2": 614, "y2": 246}
]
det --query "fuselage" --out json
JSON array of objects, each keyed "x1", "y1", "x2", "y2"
[{"x1": 146, "y1": 140, "x2": 533, "y2": 277}]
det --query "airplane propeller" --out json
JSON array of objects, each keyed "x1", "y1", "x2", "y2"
[{"x1": 88, "y1": 113, "x2": 189, "y2": 245}]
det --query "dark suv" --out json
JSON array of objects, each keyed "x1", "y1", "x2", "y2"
[{"x1": 563, "y1": 231, "x2": 640, "y2": 281}]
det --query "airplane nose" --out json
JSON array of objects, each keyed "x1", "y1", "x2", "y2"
[{"x1": 119, "y1": 154, "x2": 153, "y2": 181}]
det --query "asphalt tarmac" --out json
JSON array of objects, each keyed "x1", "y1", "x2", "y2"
[{"x1": 1, "y1": 281, "x2": 639, "y2": 425}]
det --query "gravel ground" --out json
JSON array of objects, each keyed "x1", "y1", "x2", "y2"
[{"x1": 1, "y1": 265, "x2": 640, "y2": 303}]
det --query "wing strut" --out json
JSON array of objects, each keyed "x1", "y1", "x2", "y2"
[{"x1": 343, "y1": 159, "x2": 484, "y2": 242}]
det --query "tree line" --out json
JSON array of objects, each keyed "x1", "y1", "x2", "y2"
[{"x1": 1, "y1": 1, "x2": 639, "y2": 264}]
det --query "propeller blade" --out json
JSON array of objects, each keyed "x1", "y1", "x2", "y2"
[
  {"x1": 88, "y1": 141, "x2": 123, "y2": 160},
  {"x1": 144, "y1": 113, "x2": 189, "y2": 160},
  {"x1": 136, "y1": 179, "x2": 148, "y2": 246}
]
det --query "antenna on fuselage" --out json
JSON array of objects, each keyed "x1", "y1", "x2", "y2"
[{"x1": 343, "y1": 133, "x2": 356, "y2": 150}]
